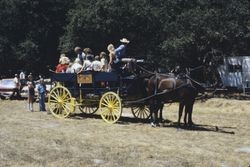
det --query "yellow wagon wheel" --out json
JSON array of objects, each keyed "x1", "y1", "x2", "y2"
[
  {"x1": 99, "y1": 92, "x2": 122, "y2": 124},
  {"x1": 131, "y1": 105, "x2": 150, "y2": 119},
  {"x1": 48, "y1": 85, "x2": 75, "y2": 118}
]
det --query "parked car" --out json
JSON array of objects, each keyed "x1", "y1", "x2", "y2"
[
  {"x1": 20, "y1": 79, "x2": 53, "y2": 99},
  {"x1": 0, "y1": 78, "x2": 17, "y2": 99}
]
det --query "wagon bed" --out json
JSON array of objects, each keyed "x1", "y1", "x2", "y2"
[{"x1": 48, "y1": 71, "x2": 150, "y2": 124}]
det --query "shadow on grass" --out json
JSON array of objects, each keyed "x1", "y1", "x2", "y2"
[
  {"x1": 68, "y1": 112, "x2": 151, "y2": 124},
  {"x1": 68, "y1": 113, "x2": 235, "y2": 134},
  {"x1": 163, "y1": 122, "x2": 236, "y2": 134}
]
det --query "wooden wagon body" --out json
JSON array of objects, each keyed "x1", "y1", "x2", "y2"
[{"x1": 48, "y1": 71, "x2": 150, "y2": 124}]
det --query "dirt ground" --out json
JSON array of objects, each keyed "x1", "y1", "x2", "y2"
[{"x1": 0, "y1": 98, "x2": 250, "y2": 167}]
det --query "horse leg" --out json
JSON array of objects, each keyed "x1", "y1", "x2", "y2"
[
  {"x1": 149, "y1": 103, "x2": 157, "y2": 127},
  {"x1": 178, "y1": 102, "x2": 184, "y2": 127},
  {"x1": 184, "y1": 104, "x2": 188, "y2": 126},
  {"x1": 149, "y1": 103, "x2": 154, "y2": 124},
  {"x1": 159, "y1": 103, "x2": 164, "y2": 123},
  {"x1": 187, "y1": 102, "x2": 194, "y2": 126}
]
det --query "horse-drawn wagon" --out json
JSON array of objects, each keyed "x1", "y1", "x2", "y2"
[{"x1": 48, "y1": 69, "x2": 151, "y2": 124}]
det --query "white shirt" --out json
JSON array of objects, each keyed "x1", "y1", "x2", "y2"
[
  {"x1": 100, "y1": 58, "x2": 108, "y2": 71},
  {"x1": 83, "y1": 60, "x2": 92, "y2": 71},
  {"x1": 71, "y1": 63, "x2": 82, "y2": 73},
  {"x1": 77, "y1": 52, "x2": 86, "y2": 62},
  {"x1": 92, "y1": 60, "x2": 102, "y2": 71},
  {"x1": 19, "y1": 72, "x2": 25, "y2": 79},
  {"x1": 13, "y1": 77, "x2": 20, "y2": 89}
]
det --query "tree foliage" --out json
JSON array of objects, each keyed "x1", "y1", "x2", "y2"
[
  {"x1": 0, "y1": 0, "x2": 73, "y2": 75},
  {"x1": 0, "y1": 0, "x2": 249, "y2": 76}
]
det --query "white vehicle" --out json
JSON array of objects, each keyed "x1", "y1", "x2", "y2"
[{"x1": 20, "y1": 79, "x2": 54, "y2": 99}]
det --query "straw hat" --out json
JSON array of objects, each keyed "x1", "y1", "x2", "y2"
[{"x1": 120, "y1": 38, "x2": 130, "y2": 44}]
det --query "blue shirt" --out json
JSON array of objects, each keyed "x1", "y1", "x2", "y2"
[
  {"x1": 77, "y1": 52, "x2": 86, "y2": 62},
  {"x1": 115, "y1": 44, "x2": 126, "y2": 59},
  {"x1": 38, "y1": 84, "x2": 46, "y2": 94}
]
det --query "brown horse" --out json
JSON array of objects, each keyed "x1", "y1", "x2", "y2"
[{"x1": 147, "y1": 74, "x2": 198, "y2": 127}]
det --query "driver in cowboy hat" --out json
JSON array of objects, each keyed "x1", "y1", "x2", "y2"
[
  {"x1": 115, "y1": 38, "x2": 130, "y2": 62},
  {"x1": 116, "y1": 38, "x2": 136, "y2": 73}
]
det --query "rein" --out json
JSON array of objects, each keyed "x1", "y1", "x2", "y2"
[
  {"x1": 125, "y1": 83, "x2": 190, "y2": 104},
  {"x1": 184, "y1": 74, "x2": 204, "y2": 88},
  {"x1": 189, "y1": 65, "x2": 204, "y2": 72},
  {"x1": 135, "y1": 63, "x2": 173, "y2": 78}
]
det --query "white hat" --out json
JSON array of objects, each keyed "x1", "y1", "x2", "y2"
[{"x1": 120, "y1": 38, "x2": 130, "y2": 44}]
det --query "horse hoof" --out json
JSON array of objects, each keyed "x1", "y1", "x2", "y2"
[{"x1": 188, "y1": 122, "x2": 194, "y2": 126}]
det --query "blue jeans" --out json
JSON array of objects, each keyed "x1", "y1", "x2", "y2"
[{"x1": 39, "y1": 93, "x2": 46, "y2": 111}]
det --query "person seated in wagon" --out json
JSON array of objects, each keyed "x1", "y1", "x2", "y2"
[
  {"x1": 115, "y1": 38, "x2": 130, "y2": 62},
  {"x1": 107, "y1": 38, "x2": 135, "y2": 72}
]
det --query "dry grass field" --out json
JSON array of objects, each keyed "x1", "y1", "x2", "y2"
[{"x1": 0, "y1": 98, "x2": 250, "y2": 167}]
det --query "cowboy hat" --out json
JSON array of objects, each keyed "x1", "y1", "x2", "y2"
[{"x1": 120, "y1": 38, "x2": 130, "y2": 44}]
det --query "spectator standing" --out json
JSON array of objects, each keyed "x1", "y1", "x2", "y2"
[
  {"x1": 27, "y1": 74, "x2": 35, "y2": 112},
  {"x1": 37, "y1": 79, "x2": 46, "y2": 112},
  {"x1": 19, "y1": 71, "x2": 25, "y2": 85},
  {"x1": 12, "y1": 74, "x2": 21, "y2": 98}
]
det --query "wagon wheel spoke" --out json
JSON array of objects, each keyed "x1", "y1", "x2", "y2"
[
  {"x1": 100, "y1": 102, "x2": 109, "y2": 107},
  {"x1": 49, "y1": 103, "x2": 58, "y2": 111},
  {"x1": 50, "y1": 94, "x2": 58, "y2": 101},
  {"x1": 48, "y1": 85, "x2": 75, "y2": 118},
  {"x1": 49, "y1": 99, "x2": 58, "y2": 103},
  {"x1": 63, "y1": 97, "x2": 71, "y2": 102},
  {"x1": 79, "y1": 97, "x2": 99, "y2": 114},
  {"x1": 99, "y1": 92, "x2": 122, "y2": 124},
  {"x1": 131, "y1": 106, "x2": 150, "y2": 120},
  {"x1": 101, "y1": 108, "x2": 111, "y2": 118},
  {"x1": 51, "y1": 91, "x2": 59, "y2": 99}
]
